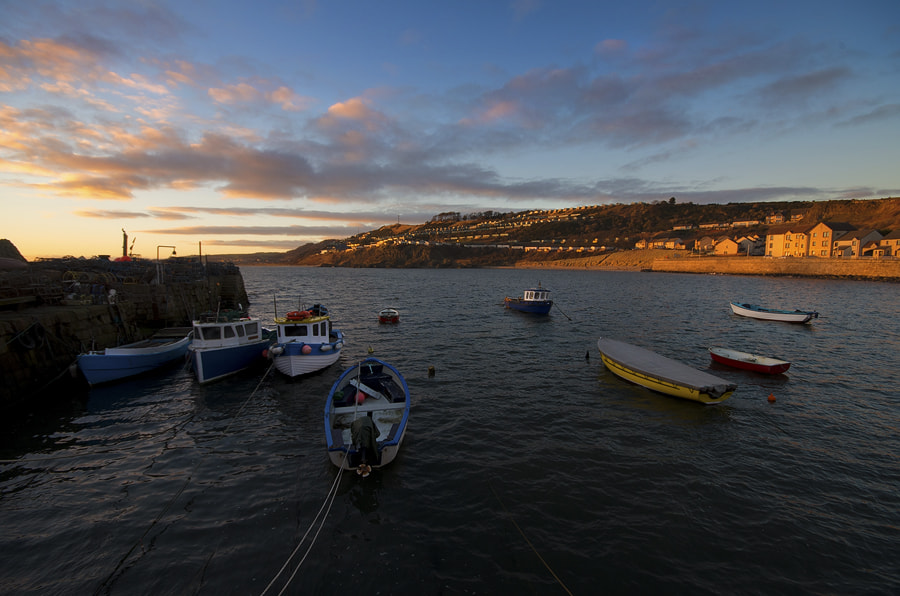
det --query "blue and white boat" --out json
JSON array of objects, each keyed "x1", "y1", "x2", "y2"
[
  {"x1": 188, "y1": 310, "x2": 273, "y2": 384},
  {"x1": 268, "y1": 304, "x2": 344, "y2": 377},
  {"x1": 77, "y1": 328, "x2": 192, "y2": 386},
  {"x1": 504, "y1": 283, "x2": 553, "y2": 315},
  {"x1": 325, "y1": 358, "x2": 410, "y2": 473}
]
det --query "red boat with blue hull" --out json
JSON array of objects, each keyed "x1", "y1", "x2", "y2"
[{"x1": 504, "y1": 284, "x2": 553, "y2": 315}]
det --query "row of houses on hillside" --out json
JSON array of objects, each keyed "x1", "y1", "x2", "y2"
[
  {"x1": 636, "y1": 222, "x2": 900, "y2": 258},
  {"x1": 637, "y1": 234, "x2": 765, "y2": 255},
  {"x1": 765, "y1": 222, "x2": 900, "y2": 258}
]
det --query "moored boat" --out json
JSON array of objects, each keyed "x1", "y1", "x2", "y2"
[
  {"x1": 597, "y1": 337, "x2": 736, "y2": 404},
  {"x1": 188, "y1": 309, "x2": 273, "y2": 384},
  {"x1": 268, "y1": 304, "x2": 344, "y2": 377},
  {"x1": 325, "y1": 358, "x2": 411, "y2": 474},
  {"x1": 730, "y1": 302, "x2": 818, "y2": 323},
  {"x1": 504, "y1": 283, "x2": 553, "y2": 315},
  {"x1": 708, "y1": 346, "x2": 791, "y2": 375},
  {"x1": 76, "y1": 327, "x2": 192, "y2": 386},
  {"x1": 378, "y1": 307, "x2": 400, "y2": 324}
]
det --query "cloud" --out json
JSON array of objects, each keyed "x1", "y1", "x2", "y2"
[
  {"x1": 836, "y1": 103, "x2": 900, "y2": 127},
  {"x1": 758, "y1": 67, "x2": 852, "y2": 106},
  {"x1": 595, "y1": 39, "x2": 628, "y2": 56},
  {"x1": 73, "y1": 209, "x2": 152, "y2": 219},
  {"x1": 140, "y1": 224, "x2": 357, "y2": 237},
  {"x1": 1, "y1": 11, "x2": 892, "y2": 219},
  {"x1": 510, "y1": 0, "x2": 541, "y2": 22}
]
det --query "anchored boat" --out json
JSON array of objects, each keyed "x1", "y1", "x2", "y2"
[
  {"x1": 708, "y1": 346, "x2": 791, "y2": 375},
  {"x1": 268, "y1": 304, "x2": 344, "y2": 377},
  {"x1": 597, "y1": 337, "x2": 736, "y2": 404},
  {"x1": 378, "y1": 307, "x2": 400, "y2": 324},
  {"x1": 188, "y1": 310, "x2": 273, "y2": 384},
  {"x1": 504, "y1": 283, "x2": 553, "y2": 315},
  {"x1": 325, "y1": 358, "x2": 410, "y2": 473},
  {"x1": 730, "y1": 302, "x2": 818, "y2": 323},
  {"x1": 77, "y1": 327, "x2": 192, "y2": 386}
]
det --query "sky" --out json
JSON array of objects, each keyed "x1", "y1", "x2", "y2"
[{"x1": 1, "y1": 1, "x2": 899, "y2": 260}]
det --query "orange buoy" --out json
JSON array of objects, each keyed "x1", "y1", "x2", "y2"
[{"x1": 768, "y1": 393, "x2": 776, "y2": 403}]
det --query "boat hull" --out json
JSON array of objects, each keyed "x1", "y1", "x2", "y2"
[
  {"x1": 378, "y1": 308, "x2": 400, "y2": 323},
  {"x1": 272, "y1": 344, "x2": 342, "y2": 377},
  {"x1": 77, "y1": 335, "x2": 191, "y2": 386},
  {"x1": 709, "y1": 347, "x2": 791, "y2": 374},
  {"x1": 504, "y1": 298, "x2": 552, "y2": 314},
  {"x1": 598, "y1": 338, "x2": 736, "y2": 405},
  {"x1": 190, "y1": 339, "x2": 270, "y2": 384},
  {"x1": 271, "y1": 329, "x2": 344, "y2": 378},
  {"x1": 730, "y1": 302, "x2": 818, "y2": 323}
]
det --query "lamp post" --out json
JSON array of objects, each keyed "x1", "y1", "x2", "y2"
[{"x1": 156, "y1": 245, "x2": 176, "y2": 285}]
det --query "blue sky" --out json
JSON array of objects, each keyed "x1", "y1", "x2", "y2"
[{"x1": 1, "y1": 0, "x2": 898, "y2": 259}]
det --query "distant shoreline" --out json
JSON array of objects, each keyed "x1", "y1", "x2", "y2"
[{"x1": 232, "y1": 249, "x2": 900, "y2": 281}]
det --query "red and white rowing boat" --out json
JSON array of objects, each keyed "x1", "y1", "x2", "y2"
[{"x1": 708, "y1": 346, "x2": 791, "y2": 375}]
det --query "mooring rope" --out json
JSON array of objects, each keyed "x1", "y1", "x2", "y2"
[
  {"x1": 94, "y1": 360, "x2": 277, "y2": 594},
  {"x1": 261, "y1": 449, "x2": 349, "y2": 595},
  {"x1": 488, "y1": 481, "x2": 574, "y2": 596}
]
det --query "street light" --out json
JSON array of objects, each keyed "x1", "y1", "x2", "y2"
[{"x1": 156, "y1": 245, "x2": 176, "y2": 284}]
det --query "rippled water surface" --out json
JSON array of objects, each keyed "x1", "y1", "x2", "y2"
[{"x1": 2, "y1": 267, "x2": 899, "y2": 594}]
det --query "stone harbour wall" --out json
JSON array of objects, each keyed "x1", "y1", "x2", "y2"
[{"x1": 0, "y1": 262, "x2": 249, "y2": 409}]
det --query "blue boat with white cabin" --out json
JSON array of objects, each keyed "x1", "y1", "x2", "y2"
[
  {"x1": 188, "y1": 309, "x2": 274, "y2": 384},
  {"x1": 504, "y1": 283, "x2": 553, "y2": 315}
]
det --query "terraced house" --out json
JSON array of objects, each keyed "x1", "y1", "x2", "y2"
[
  {"x1": 765, "y1": 223, "x2": 814, "y2": 257},
  {"x1": 765, "y1": 221, "x2": 888, "y2": 258}
]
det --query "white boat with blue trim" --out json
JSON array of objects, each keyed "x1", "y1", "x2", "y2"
[
  {"x1": 188, "y1": 309, "x2": 273, "y2": 384},
  {"x1": 268, "y1": 304, "x2": 344, "y2": 378},
  {"x1": 730, "y1": 302, "x2": 819, "y2": 323},
  {"x1": 325, "y1": 358, "x2": 410, "y2": 473}
]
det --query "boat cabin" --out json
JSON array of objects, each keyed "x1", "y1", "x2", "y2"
[
  {"x1": 192, "y1": 318, "x2": 263, "y2": 348},
  {"x1": 523, "y1": 288, "x2": 551, "y2": 302},
  {"x1": 276, "y1": 317, "x2": 332, "y2": 343}
]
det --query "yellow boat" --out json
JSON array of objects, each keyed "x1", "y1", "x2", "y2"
[{"x1": 597, "y1": 337, "x2": 736, "y2": 405}]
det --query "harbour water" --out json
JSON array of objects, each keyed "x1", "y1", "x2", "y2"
[{"x1": 2, "y1": 267, "x2": 898, "y2": 594}]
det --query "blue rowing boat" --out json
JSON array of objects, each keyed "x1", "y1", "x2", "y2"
[{"x1": 77, "y1": 328, "x2": 192, "y2": 386}]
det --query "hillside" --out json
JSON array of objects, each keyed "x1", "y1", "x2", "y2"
[{"x1": 223, "y1": 197, "x2": 900, "y2": 268}]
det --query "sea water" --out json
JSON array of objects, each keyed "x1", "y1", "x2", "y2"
[{"x1": 1, "y1": 267, "x2": 898, "y2": 594}]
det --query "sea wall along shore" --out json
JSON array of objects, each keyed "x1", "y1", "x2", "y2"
[{"x1": 650, "y1": 256, "x2": 900, "y2": 279}]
